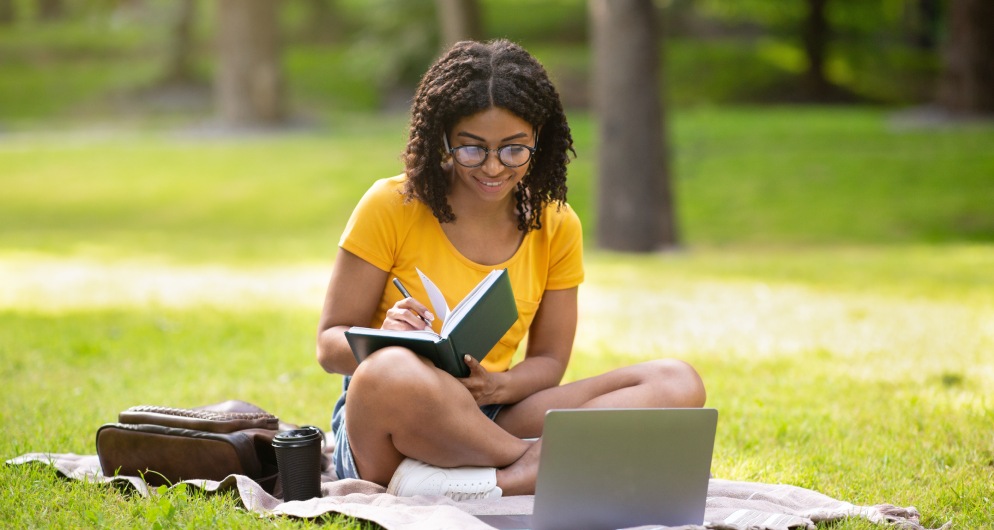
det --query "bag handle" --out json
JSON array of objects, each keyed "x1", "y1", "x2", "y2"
[{"x1": 119, "y1": 405, "x2": 279, "y2": 434}]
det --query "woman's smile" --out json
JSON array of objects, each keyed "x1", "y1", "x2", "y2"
[
  {"x1": 474, "y1": 174, "x2": 512, "y2": 191},
  {"x1": 447, "y1": 107, "x2": 535, "y2": 205}
]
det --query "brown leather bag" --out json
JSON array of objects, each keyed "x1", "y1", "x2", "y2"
[{"x1": 95, "y1": 400, "x2": 283, "y2": 489}]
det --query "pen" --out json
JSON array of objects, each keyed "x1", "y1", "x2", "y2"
[{"x1": 392, "y1": 278, "x2": 433, "y2": 328}]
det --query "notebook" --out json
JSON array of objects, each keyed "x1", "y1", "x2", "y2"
[{"x1": 477, "y1": 408, "x2": 718, "y2": 530}]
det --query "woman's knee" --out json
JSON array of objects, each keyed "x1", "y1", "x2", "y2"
[
  {"x1": 350, "y1": 346, "x2": 434, "y2": 398},
  {"x1": 643, "y1": 359, "x2": 707, "y2": 408}
]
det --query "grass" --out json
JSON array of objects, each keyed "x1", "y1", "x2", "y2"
[
  {"x1": 4, "y1": 6, "x2": 990, "y2": 528},
  {"x1": 2, "y1": 108, "x2": 992, "y2": 262},
  {"x1": 2, "y1": 253, "x2": 992, "y2": 528},
  {"x1": 2, "y1": 107, "x2": 993, "y2": 528},
  {"x1": 672, "y1": 107, "x2": 994, "y2": 245}
]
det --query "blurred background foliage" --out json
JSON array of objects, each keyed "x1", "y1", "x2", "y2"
[
  {"x1": 0, "y1": 0, "x2": 991, "y2": 252},
  {"x1": 0, "y1": 0, "x2": 948, "y2": 123}
]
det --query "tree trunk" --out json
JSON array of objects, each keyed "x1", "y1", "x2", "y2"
[
  {"x1": 36, "y1": 0, "x2": 63, "y2": 21},
  {"x1": 589, "y1": 0, "x2": 678, "y2": 251},
  {"x1": 435, "y1": 0, "x2": 482, "y2": 49},
  {"x1": 908, "y1": 0, "x2": 940, "y2": 50},
  {"x1": 937, "y1": 0, "x2": 994, "y2": 116},
  {"x1": 215, "y1": 0, "x2": 285, "y2": 126},
  {"x1": 162, "y1": 0, "x2": 197, "y2": 85},
  {"x1": 0, "y1": 0, "x2": 15, "y2": 25},
  {"x1": 801, "y1": 0, "x2": 831, "y2": 99},
  {"x1": 304, "y1": 0, "x2": 342, "y2": 43}
]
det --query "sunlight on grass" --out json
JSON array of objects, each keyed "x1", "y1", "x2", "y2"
[
  {"x1": 4, "y1": 254, "x2": 991, "y2": 529},
  {"x1": 3, "y1": 106, "x2": 992, "y2": 528},
  {"x1": 0, "y1": 253, "x2": 330, "y2": 311},
  {"x1": 578, "y1": 277, "x2": 992, "y2": 382},
  {"x1": 6, "y1": 250, "x2": 991, "y2": 397},
  {"x1": 575, "y1": 256, "x2": 994, "y2": 399}
]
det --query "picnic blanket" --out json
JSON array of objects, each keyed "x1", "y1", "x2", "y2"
[{"x1": 8, "y1": 452, "x2": 945, "y2": 530}]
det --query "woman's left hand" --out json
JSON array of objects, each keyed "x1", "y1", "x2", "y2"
[{"x1": 459, "y1": 355, "x2": 501, "y2": 406}]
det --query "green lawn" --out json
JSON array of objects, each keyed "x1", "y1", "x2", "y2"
[
  {"x1": 2, "y1": 108, "x2": 993, "y2": 528},
  {"x1": 3, "y1": 108, "x2": 992, "y2": 260}
]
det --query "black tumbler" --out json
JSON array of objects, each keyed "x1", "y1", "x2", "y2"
[{"x1": 272, "y1": 426, "x2": 323, "y2": 501}]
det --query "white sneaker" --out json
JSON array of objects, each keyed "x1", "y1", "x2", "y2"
[{"x1": 386, "y1": 458, "x2": 502, "y2": 501}]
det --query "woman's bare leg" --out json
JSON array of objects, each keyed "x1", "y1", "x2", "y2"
[
  {"x1": 345, "y1": 346, "x2": 531, "y2": 486},
  {"x1": 495, "y1": 359, "x2": 706, "y2": 495}
]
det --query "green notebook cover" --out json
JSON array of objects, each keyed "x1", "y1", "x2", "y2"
[{"x1": 345, "y1": 269, "x2": 517, "y2": 378}]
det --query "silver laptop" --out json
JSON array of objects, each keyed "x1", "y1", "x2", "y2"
[{"x1": 478, "y1": 408, "x2": 717, "y2": 530}]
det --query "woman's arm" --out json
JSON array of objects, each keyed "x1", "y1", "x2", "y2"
[
  {"x1": 316, "y1": 248, "x2": 389, "y2": 375},
  {"x1": 462, "y1": 287, "x2": 577, "y2": 405}
]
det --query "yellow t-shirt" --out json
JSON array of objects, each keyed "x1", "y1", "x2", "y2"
[{"x1": 339, "y1": 175, "x2": 584, "y2": 372}]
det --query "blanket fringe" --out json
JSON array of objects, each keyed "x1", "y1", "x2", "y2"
[{"x1": 873, "y1": 504, "x2": 950, "y2": 530}]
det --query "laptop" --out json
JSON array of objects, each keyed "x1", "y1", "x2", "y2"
[{"x1": 477, "y1": 408, "x2": 717, "y2": 530}]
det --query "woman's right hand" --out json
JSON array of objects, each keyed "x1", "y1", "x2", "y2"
[{"x1": 382, "y1": 297, "x2": 434, "y2": 331}]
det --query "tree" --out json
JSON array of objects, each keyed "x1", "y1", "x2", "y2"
[
  {"x1": 435, "y1": 0, "x2": 482, "y2": 49},
  {"x1": 800, "y1": 0, "x2": 831, "y2": 100},
  {"x1": 302, "y1": 0, "x2": 344, "y2": 43},
  {"x1": 162, "y1": 0, "x2": 197, "y2": 85},
  {"x1": 589, "y1": 0, "x2": 678, "y2": 251},
  {"x1": 937, "y1": 0, "x2": 994, "y2": 116},
  {"x1": 214, "y1": 0, "x2": 285, "y2": 126},
  {"x1": 908, "y1": 0, "x2": 941, "y2": 50},
  {"x1": 696, "y1": 0, "x2": 898, "y2": 103},
  {"x1": 0, "y1": 0, "x2": 15, "y2": 25},
  {"x1": 36, "y1": 0, "x2": 62, "y2": 21}
]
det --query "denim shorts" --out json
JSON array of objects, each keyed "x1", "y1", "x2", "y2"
[{"x1": 331, "y1": 381, "x2": 505, "y2": 481}]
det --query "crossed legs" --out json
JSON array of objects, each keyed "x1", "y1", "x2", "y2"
[
  {"x1": 345, "y1": 346, "x2": 706, "y2": 493},
  {"x1": 346, "y1": 346, "x2": 532, "y2": 486}
]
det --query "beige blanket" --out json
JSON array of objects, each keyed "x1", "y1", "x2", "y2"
[{"x1": 8, "y1": 453, "x2": 946, "y2": 530}]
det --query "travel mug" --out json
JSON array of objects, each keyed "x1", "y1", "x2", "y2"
[{"x1": 272, "y1": 426, "x2": 323, "y2": 501}]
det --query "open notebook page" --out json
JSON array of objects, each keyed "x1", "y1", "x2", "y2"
[
  {"x1": 417, "y1": 268, "x2": 505, "y2": 336},
  {"x1": 416, "y1": 268, "x2": 450, "y2": 326}
]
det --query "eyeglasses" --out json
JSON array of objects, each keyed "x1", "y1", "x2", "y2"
[{"x1": 443, "y1": 134, "x2": 536, "y2": 168}]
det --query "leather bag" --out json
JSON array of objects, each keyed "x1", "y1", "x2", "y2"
[{"x1": 95, "y1": 400, "x2": 282, "y2": 489}]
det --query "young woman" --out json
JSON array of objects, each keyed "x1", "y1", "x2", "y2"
[{"x1": 316, "y1": 39, "x2": 705, "y2": 500}]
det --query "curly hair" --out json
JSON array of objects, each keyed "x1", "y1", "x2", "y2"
[{"x1": 402, "y1": 39, "x2": 575, "y2": 233}]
